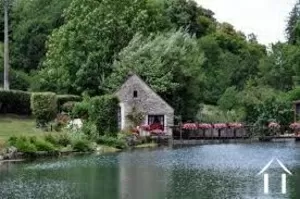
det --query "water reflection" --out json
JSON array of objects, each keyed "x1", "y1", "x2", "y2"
[{"x1": 0, "y1": 142, "x2": 300, "y2": 198}]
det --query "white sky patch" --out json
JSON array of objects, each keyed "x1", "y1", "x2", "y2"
[{"x1": 197, "y1": 0, "x2": 297, "y2": 45}]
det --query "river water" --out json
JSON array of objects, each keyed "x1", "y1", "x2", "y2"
[{"x1": 1, "y1": 142, "x2": 300, "y2": 199}]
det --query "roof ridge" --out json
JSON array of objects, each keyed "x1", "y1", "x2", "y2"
[{"x1": 116, "y1": 74, "x2": 174, "y2": 112}]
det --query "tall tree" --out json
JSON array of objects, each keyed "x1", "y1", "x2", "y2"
[
  {"x1": 286, "y1": 1, "x2": 300, "y2": 44},
  {"x1": 164, "y1": 0, "x2": 216, "y2": 37},
  {"x1": 11, "y1": 0, "x2": 72, "y2": 72},
  {"x1": 36, "y1": 0, "x2": 170, "y2": 94},
  {"x1": 258, "y1": 43, "x2": 297, "y2": 91}
]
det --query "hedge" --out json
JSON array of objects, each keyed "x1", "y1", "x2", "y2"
[
  {"x1": 89, "y1": 95, "x2": 119, "y2": 136},
  {"x1": 0, "y1": 91, "x2": 81, "y2": 116},
  {"x1": 0, "y1": 89, "x2": 31, "y2": 115},
  {"x1": 57, "y1": 95, "x2": 81, "y2": 109},
  {"x1": 31, "y1": 92, "x2": 57, "y2": 126}
]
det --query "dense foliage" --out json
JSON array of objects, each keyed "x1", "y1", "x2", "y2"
[
  {"x1": 0, "y1": 89, "x2": 31, "y2": 115},
  {"x1": 2, "y1": 0, "x2": 300, "y2": 125},
  {"x1": 30, "y1": 92, "x2": 57, "y2": 126},
  {"x1": 56, "y1": 94, "x2": 81, "y2": 111},
  {"x1": 88, "y1": 95, "x2": 119, "y2": 136},
  {"x1": 106, "y1": 31, "x2": 205, "y2": 120}
]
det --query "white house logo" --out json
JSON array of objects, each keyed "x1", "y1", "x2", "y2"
[{"x1": 257, "y1": 158, "x2": 292, "y2": 194}]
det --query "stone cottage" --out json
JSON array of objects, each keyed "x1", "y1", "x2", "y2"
[{"x1": 115, "y1": 74, "x2": 174, "y2": 136}]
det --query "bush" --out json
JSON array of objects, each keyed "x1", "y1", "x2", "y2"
[
  {"x1": 10, "y1": 70, "x2": 31, "y2": 91},
  {"x1": 57, "y1": 133, "x2": 71, "y2": 147},
  {"x1": 33, "y1": 139, "x2": 56, "y2": 151},
  {"x1": 57, "y1": 95, "x2": 81, "y2": 111},
  {"x1": 61, "y1": 101, "x2": 76, "y2": 113},
  {"x1": 9, "y1": 136, "x2": 37, "y2": 153},
  {"x1": 17, "y1": 141, "x2": 37, "y2": 153},
  {"x1": 89, "y1": 95, "x2": 119, "y2": 136},
  {"x1": 0, "y1": 69, "x2": 31, "y2": 91},
  {"x1": 97, "y1": 136, "x2": 127, "y2": 149},
  {"x1": 44, "y1": 134, "x2": 58, "y2": 146},
  {"x1": 8, "y1": 136, "x2": 18, "y2": 146},
  {"x1": 72, "y1": 99, "x2": 90, "y2": 119},
  {"x1": 9, "y1": 135, "x2": 57, "y2": 152},
  {"x1": 31, "y1": 92, "x2": 57, "y2": 126},
  {"x1": 53, "y1": 114, "x2": 70, "y2": 131},
  {"x1": 81, "y1": 121, "x2": 98, "y2": 140},
  {"x1": 72, "y1": 140, "x2": 92, "y2": 152},
  {"x1": 244, "y1": 98, "x2": 293, "y2": 126},
  {"x1": 218, "y1": 86, "x2": 239, "y2": 111},
  {"x1": 0, "y1": 89, "x2": 31, "y2": 115}
]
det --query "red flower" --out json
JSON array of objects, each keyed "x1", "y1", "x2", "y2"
[
  {"x1": 213, "y1": 123, "x2": 227, "y2": 129},
  {"x1": 268, "y1": 122, "x2": 280, "y2": 129},
  {"x1": 198, "y1": 123, "x2": 212, "y2": 129},
  {"x1": 228, "y1": 123, "x2": 243, "y2": 129},
  {"x1": 290, "y1": 123, "x2": 300, "y2": 130},
  {"x1": 183, "y1": 123, "x2": 198, "y2": 130}
]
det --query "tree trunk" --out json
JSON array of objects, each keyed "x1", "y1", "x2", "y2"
[{"x1": 3, "y1": 0, "x2": 9, "y2": 90}]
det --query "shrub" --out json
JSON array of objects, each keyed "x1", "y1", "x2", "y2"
[
  {"x1": 53, "y1": 114, "x2": 70, "y2": 131},
  {"x1": 8, "y1": 136, "x2": 18, "y2": 146},
  {"x1": 89, "y1": 95, "x2": 119, "y2": 136},
  {"x1": 0, "y1": 68, "x2": 31, "y2": 91},
  {"x1": 244, "y1": 98, "x2": 293, "y2": 126},
  {"x1": 44, "y1": 134, "x2": 58, "y2": 146},
  {"x1": 57, "y1": 133, "x2": 71, "y2": 147},
  {"x1": 97, "y1": 136, "x2": 127, "y2": 149},
  {"x1": 57, "y1": 95, "x2": 81, "y2": 111},
  {"x1": 0, "y1": 89, "x2": 31, "y2": 115},
  {"x1": 31, "y1": 92, "x2": 57, "y2": 126},
  {"x1": 34, "y1": 139, "x2": 56, "y2": 151},
  {"x1": 61, "y1": 101, "x2": 76, "y2": 113},
  {"x1": 72, "y1": 99, "x2": 89, "y2": 119},
  {"x1": 10, "y1": 70, "x2": 31, "y2": 91},
  {"x1": 218, "y1": 86, "x2": 239, "y2": 111},
  {"x1": 16, "y1": 141, "x2": 37, "y2": 153},
  {"x1": 9, "y1": 136, "x2": 37, "y2": 153},
  {"x1": 72, "y1": 140, "x2": 91, "y2": 152},
  {"x1": 81, "y1": 121, "x2": 98, "y2": 140}
]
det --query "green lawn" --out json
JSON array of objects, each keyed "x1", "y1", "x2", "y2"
[{"x1": 0, "y1": 115, "x2": 44, "y2": 145}]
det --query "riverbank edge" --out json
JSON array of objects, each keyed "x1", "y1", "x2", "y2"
[{"x1": 0, "y1": 143, "x2": 159, "y2": 163}]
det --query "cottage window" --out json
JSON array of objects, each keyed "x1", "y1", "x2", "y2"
[
  {"x1": 148, "y1": 115, "x2": 164, "y2": 130},
  {"x1": 133, "y1": 90, "x2": 138, "y2": 98}
]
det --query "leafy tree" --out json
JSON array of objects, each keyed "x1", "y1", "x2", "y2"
[
  {"x1": 286, "y1": 86, "x2": 300, "y2": 101},
  {"x1": 218, "y1": 86, "x2": 239, "y2": 111},
  {"x1": 231, "y1": 43, "x2": 266, "y2": 89},
  {"x1": 213, "y1": 23, "x2": 247, "y2": 54},
  {"x1": 11, "y1": 0, "x2": 72, "y2": 72},
  {"x1": 106, "y1": 30, "x2": 205, "y2": 121},
  {"x1": 245, "y1": 98, "x2": 293, "y2": 127},
  {"x1": 37, "y1": 0, "x2": 170, "y2": 95},
  {"x1": 164, "y1": 0, "x2": 216, "y2": 37},
  {"x1": 258, "y1": 43, "x2": 298, "y2": 91},
  {"x1": 0, "y1": 0, "x2": 14, "y2": 42},
  {"x1": 286, "y1": 1, "x2": 300, "y2": 44}
]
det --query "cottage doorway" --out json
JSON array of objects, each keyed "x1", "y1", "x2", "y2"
[{"x1": 117, "y1": 106, "x2": 122, "y2": 130}]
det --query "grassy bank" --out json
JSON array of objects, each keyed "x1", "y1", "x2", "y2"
[
  {"x1": 0, "y1": 116, "x2": 159, "y2": 159},
  {"x1": 0, "y1": 115, "x2": 44, "y2": 141},
  {"x1": 134, "y1": 142, "x2": 158, "y2": 149},
  {"x1": 0, "y1": 115, "x2": 44, "y2": 150}
]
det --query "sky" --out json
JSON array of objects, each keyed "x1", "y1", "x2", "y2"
[{"x1": 196, "y1": 0, "x2": 297, "y2": 45}]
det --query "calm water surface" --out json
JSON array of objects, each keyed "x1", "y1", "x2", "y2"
[{"x1": 1, "y1": 142, "x2": 300, "y2": 199}]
